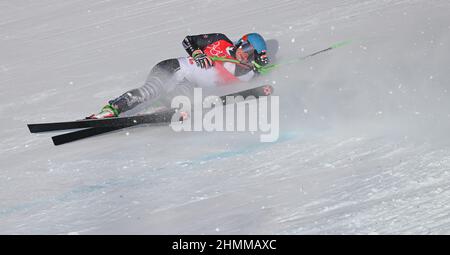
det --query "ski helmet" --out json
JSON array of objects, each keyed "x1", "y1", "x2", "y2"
[{"x1": 235, "y1": 33, "x2": 269, "y2": 66}]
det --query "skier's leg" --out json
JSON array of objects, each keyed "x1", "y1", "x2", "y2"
[
  {"x1": 108, "y1": 59, "x2": 181, "y2": 114},
  {"x1": 88, "y1": 57, "x2": 202, "y2": 119},
  {"x1": 87, "y1": 59, "x2": 181, "y2": 119}
]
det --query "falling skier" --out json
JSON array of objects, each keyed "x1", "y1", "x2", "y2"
[{"x1": 87, "y1": 33, "x2": 271, "y2": 119}]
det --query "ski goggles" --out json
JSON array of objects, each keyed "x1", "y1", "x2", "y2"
[
  {"x1": 237, "y1": 41, "x2": 269, "y2": 67},
  {"x1": 238, "y1": 42, "x2": 256, "y2": 59}
]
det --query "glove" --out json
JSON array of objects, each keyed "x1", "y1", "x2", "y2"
[
  {"x1": 252, "y1": 61, "x2": 277, "y2": 75},
  {"x1": 256, "y1": 54, "x2": 269, "y2": 66},
  {"x1": 252, "y1": 53, "x2": 271, "y2": 74},
  {"x1": 192, "y1": 50, "x2": 214, "y2": 69}
]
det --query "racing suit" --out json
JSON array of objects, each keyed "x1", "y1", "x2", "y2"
[{"x1": 109, "y1": 33, "x2": 257, "y2": 115}]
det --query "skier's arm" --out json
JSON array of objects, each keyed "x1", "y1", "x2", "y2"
[
  {"x1": 182, "y1": 33, "x2": 232, "y2": 69},
  {"x1": 182, "y1": 33, "x2": 233, "y2": 56}
]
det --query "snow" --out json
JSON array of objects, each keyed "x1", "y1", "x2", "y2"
[{"x1": 1, "y1": 0, "x2": 450, "y2": 234}]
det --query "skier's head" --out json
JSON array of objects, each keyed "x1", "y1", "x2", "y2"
[{"x1": 235, "y1": 33, "x2": 269, "y2": 67}]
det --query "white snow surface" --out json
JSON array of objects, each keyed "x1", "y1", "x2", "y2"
[{"x1": 1, "y1": 0, "x2": 450, "y2": 234}]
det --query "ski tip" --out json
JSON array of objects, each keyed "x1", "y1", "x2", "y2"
[
  {"x1": 331, "y1": 40, "x2": 352, "y2": 49},
  {"x1": 51, "y1": 136, "x2": 64, "y2": 146},
  {"x1": 27, "y1": 124, "x2": 38, "y2": 133}
]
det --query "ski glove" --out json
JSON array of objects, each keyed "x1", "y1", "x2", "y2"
[{"x1": 192, "y1": 50, "x2": 214, "y2": 69}]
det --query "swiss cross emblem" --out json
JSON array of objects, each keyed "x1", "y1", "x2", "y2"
[{"x1": 263, "y1": 86, "x2": 272, "y2": 95}]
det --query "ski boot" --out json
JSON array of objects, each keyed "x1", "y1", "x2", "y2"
[{"x1": 86, "y1": 104, "x2": 119, "y2": 119}]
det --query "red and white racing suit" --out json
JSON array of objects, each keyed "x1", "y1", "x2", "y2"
[{"x1": 109, "y1": 33, "x2": 257, "y2": 115}]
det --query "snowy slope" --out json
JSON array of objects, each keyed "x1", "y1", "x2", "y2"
[{"x1": 1, "y1": 0, "x2": 450, "y2": 234}]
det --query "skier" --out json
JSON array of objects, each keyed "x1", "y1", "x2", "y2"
[{"x1": 88, "y1": 32, "x2": 271, "y2": 119}]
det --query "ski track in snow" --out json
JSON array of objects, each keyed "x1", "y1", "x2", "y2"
[{"x1": 1, "y1": 0, "x2": 450, "y2": 234}]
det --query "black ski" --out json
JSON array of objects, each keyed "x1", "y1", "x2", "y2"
[
  {"x1": 52, "y1": 126, "x2": 122, "y2": 146},
  {"x1": 28, "y1": 85, "x2": 273, "y2": 133},
  {"x1": 28, "y1": 109, "x2": 176, "y2": 133},
  {"x1": 34, "y1": 85, "x2": 274, "y2": 145}
]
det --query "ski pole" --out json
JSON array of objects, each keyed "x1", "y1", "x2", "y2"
[
  {"x1": 257, "y1": 40, "x2": 352, "y2": 72},
  {"x1": 211, "y1": 40, "x2": 351, "y2": 74},
  {"x1": 209, "y1": 56, "x2": 253, "y2": 68},
  {"x1": 283, "y1": 40, "x2": 352, "y2": 65}
]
